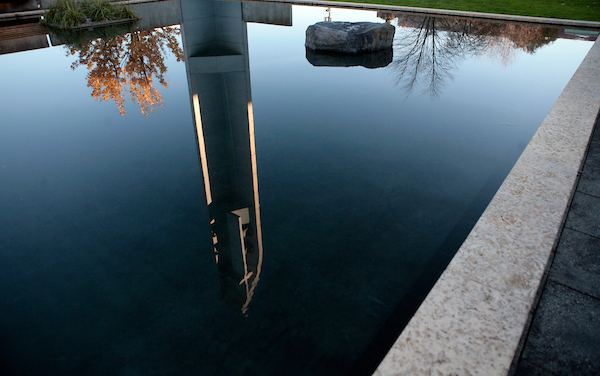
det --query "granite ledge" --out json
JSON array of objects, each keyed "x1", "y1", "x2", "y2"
[{"x1": 375, "y1": 38, "x2": 600, "y2": 376}]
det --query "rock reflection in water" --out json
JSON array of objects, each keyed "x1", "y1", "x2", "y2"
[
  {"x1": 379, "y1": 12, "x2": 559, "y2": 97},
  {"x1": 306, "y1": 47, "x2": 392, "y2": 68}
]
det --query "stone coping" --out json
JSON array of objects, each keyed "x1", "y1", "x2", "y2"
[
  {"x1": 373, "y1": 36, "x2": 600, "y2": 376},
  {"x1": 236, "y1": 0, "x2": 600, "y2": 28},
  {"x1": 3, "y1": 0, "x2": 600, "y2": 26}
]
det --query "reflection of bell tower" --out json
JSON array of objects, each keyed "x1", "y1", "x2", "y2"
[{"x1": 179, "y1": 0, "x2": 291, "y2": 314}]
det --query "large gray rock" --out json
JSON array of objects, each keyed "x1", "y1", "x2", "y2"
[{"x1": 305, "y1": 21, "x2": 395, "y2": 54}]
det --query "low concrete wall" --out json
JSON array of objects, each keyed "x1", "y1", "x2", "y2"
[
  {"x1": 129, "y1": 0, "x2": 181, "y2": 31},
  {"x1": 242, "y1": 1, "x2": 291, "y2": 26},
  {"x1": 0, "y1": 34, "x2": 47, "y2": 54},
  {"x1": 0, "y1": 0, "x2": 39, "y2": 13}
]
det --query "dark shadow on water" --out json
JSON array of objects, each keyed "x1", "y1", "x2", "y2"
[{"x1": 347, "y1": 158, "x2": 516, "y2": 375}]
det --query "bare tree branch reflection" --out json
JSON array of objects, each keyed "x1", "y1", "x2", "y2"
[
  {"x1": 382, "y1": 13, "x2": 559, "y2": 97},
  {"x1": 392, "y1": 16, "x2": 486, "y2": 97},
  {"x1": 66, "y1": 26, "x2": 184, "y2": 117}
]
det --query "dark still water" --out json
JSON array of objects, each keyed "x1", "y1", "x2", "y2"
[{"x1": 0, "y1": 1, "x2": 595, "y2": 375}]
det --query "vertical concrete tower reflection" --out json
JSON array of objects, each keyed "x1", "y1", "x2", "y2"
[{"x1": 180, "y1": 0, "x2": 291, "y2": 314}]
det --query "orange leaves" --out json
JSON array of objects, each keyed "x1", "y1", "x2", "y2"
[{"x1": 68, "y1": 26, "x2": 183, "y2": 118}]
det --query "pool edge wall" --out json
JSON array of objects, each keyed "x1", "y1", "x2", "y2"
[{"x1": 373, "y1": 37, "x2": 600, "y2": 376}]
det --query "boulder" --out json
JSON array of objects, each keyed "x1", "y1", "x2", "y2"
[{"x1": 305, "y1": 21, "x2": 395, "y2": 54}]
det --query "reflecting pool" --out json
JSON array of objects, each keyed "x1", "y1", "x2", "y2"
[{"x1": 0, "y1": 1, "x2": 597, "y2": 375}]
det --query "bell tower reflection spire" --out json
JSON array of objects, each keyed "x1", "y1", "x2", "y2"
[{"x1": 180, "y1": 0, "x2": 265, "y2": 314}]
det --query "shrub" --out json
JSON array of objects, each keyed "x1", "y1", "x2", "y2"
[{"x1": 41, "y1": 0, "x2": 138, "y2": 28}]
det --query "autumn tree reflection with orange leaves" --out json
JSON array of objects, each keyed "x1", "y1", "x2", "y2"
[{"x1": 67, "y1": 26, "x2": 184, "y2": 117}]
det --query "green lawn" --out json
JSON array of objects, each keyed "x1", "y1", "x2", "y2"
[{"x1": 335, "y1": 0, "x2": 600, "y2": 21}]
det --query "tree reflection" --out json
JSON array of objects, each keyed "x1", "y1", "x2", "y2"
[
  {"x1": 66, "y1": 26, "x2": 184, "y2": 117},
  {"x1": 382, "y1": 13, "x2": 559, "y2": 97}
]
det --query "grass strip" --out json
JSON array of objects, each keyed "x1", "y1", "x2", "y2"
[{"x1": 333, "y1": 0, "x2": 600, "y2": 21}]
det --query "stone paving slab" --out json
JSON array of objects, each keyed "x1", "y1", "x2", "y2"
[
  {"x1": 579, "y1": 132, "x2": 600, "y2": 196},
  {"x1": 585, "y1": 132, "x2": 600, "y2": 167},
  {"x1": 564, "y1": 192, "x2": 600, "y2": 238},
  {"x1": 518, "y1": 280, "x2": 600, "y2": 375},
  {"x1": 550, "y1": 228, "x2": 600, "y2": 300},
  {"x1": 579, "y1": 162, "x2": 600, "y2": 196},
  {"x1": 513, "y1": 359, "x2": 553, "y2": 376}
]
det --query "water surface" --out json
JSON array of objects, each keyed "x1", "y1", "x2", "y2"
[{"x1": 0, "y1": 1, "x2": 596, "y2": 375}]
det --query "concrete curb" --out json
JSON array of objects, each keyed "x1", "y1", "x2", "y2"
[
  {"x1": 238, "y1": 0, "x2": 600, "y2": 28},
  {"x1": 2, "y1": 0, "x2": 600, "y2": 27}
]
